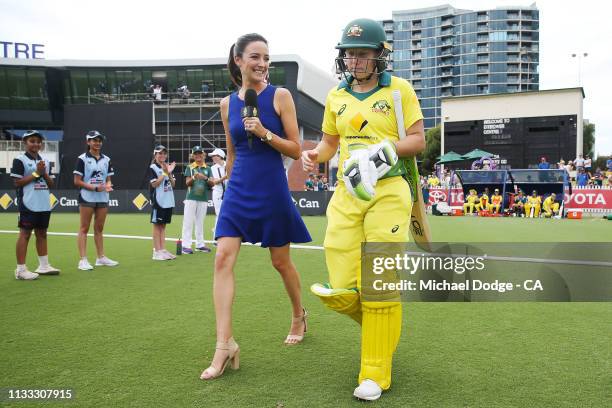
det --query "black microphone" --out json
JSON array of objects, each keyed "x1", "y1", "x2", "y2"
[{"x1": 241, "y1": 89, "x2": 258, "y2": 150}]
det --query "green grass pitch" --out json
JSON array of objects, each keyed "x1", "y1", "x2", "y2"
[{"x1": 0, "y1": 213, "x2": 610, "y2": 407}]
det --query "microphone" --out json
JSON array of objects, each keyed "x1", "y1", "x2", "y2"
[{"x1": 241, "y1": 89, "x2": 258, "y2": 149}]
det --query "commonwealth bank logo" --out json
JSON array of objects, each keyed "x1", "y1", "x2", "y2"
[
  {"x1": 132, "y1": 193, "x2": 149, "y2": 210},
  {"x1": 0, "y1": 193, "x2": 14, "y2": 210},
  {"x1": 349, "y1": 112, "x2": 368, "y2": 132},
  {"x1": 49, "y1": 193, "x2": 59, "y2": 210}
]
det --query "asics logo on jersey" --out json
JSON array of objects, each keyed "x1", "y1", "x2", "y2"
[
  {"x1": 338, "y1": 104, "x2": 347, "y2": 116},
  {"x1": 391, "y1": 225, "x2": 399, "y2": 233}
]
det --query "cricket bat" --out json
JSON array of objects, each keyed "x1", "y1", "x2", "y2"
[{"x1": 392, "y1": 90, "x2": 432, "y2": 251}]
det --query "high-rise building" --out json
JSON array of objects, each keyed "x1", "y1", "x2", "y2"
[{"x1": 382, "y1": 4, "x2": 539, "y2": 129}]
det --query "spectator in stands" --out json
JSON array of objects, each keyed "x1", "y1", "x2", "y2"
[
  {"x1": 305, "y1": 173, "x2": 315, "y2": 191},
  {"x1": 153, "y1": 84, "x2": 162, "y2": 102},
  {"x1": 316, "y1": 175, "x2": 324, "y2": 191},
  {"x1": 178, "y1": 84, "x2": 190, "y2": 102},
  {"x1": 576, "y1": 167, "x2": 589, "y2": 187},
  {"x1": 584, "y1": 155, "x2": 592, "y2": 172},
  {"x1": 321, "y1": 176, "x2": 329, "y2": 191},
  {"x1": 525, "y1": 190, "x2": 542, "y2": 218},
  {"x1": 593, "y1": 167, "x2": 604, "y2": 186},
  {"x1": 542, "y1": 193, "x2": 560, "y2": 218},
  {"x1": 427, "y1": 173, "x2": 440, "y2": 187},
  {"x1": 607, "y1": 156, "x2": 612, "y2": 173},
  {"x1": 538, "y1": 157, "x2": 550, "y2": 169},
  {"x1": 443, "y1": 171, "x2": 451, "y2": 188},
  {"x1": 567, "y1": 160, "x2": 577, "y2": 183},
  {"x1": 201, "y1": 81, "x2": 210, "y2": 96},
  {"x1": 557, "y1": 159, "x2": 566, "y2": 170},
  {"x1": 419, "y1": 175, "x2": 426, "y2": 187},
  {"x1": 422, "y1": 181, "x2": 430, "y2": 205},
  {"x1": 511, "y1": 190, "x2": 526, "y2": 216},
  {"x1": 482, "y1": 157, "x2": 492, "y2": 170},
  {"x1": 574, "y1": 154, "x2": 585, "y2": 169}
]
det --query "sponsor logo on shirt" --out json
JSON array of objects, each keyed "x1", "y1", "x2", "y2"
[{"x1": 371, "y1": 100, "x2": 391, "y2": 116}]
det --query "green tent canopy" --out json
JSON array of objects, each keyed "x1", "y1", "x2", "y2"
[
  {"x1": 436, "y1": 151, "x2": 465, "y2": 164},
  {"x1": 462, "y1": 148, "x2": 494, "y2": 160}
]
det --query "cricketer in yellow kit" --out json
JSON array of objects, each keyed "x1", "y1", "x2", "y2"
[
  {"x1": 475, "y1": 188, "x2": 490, "y2": 211},
  {"x1": 490, "y1": 189, "x2": 503, "y2": 213},
  {"x1": 543, "y1": 193, "x2": 560, "y2": 217},
  {"x1": 464, "y1": 189, "x2": 478, "y2": 214},
  {"x1": 303, "y1": 18, "x2": 425, "y2": 401},
  {"x1": 525, "y1": 190, "x2": 542, "y2": 217}
]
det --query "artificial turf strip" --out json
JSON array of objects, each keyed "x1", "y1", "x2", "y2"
[{"x1": 0, "y1": 214, "x2": 610, "y2": 407}]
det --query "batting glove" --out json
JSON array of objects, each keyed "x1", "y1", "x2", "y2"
[
  {"x1": 343, "y1": 148, "x2": 378, "y2": 201},
  {"x1": 367, "y1": 139, "x2": 399, "y2": 179}
]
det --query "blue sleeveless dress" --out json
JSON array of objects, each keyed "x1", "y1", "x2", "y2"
[{"x1": 215, "y1": 85, "x2": 311, "y2": 247}]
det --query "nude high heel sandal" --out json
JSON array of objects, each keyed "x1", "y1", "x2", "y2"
[
  {"x1": 284, "y1": 308, "x2": 308, "y2": 345},
  {"x1": 200, "y1": 337, "x2": 240, "y2": 380}
]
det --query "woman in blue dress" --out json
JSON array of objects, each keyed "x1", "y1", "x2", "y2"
[{"x1": 200, "y1": 33, "x2": 312, "y2": 380}]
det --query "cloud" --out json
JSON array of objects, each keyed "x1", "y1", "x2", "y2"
[{"x1": 1, "y1": 0, "x2": 611, "y2": 154}]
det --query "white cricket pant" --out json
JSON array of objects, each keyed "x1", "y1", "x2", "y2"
[
  {"x1": 212, "y1": 191, "x2": 223, "y2": 234},
  {"x1": 182, "y1": 199, "x2": 207, "y2": 248}
]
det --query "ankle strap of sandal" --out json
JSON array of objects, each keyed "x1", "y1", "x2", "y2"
[
  {"x1": 215, "y1": 337, "x2": 237, "y2": 350},
  {"x1": 292, "y1": 309, "x2": 308, "y2": 323}
]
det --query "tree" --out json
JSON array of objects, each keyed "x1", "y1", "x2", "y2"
[
  {"x1": 418, "y1": 125, "x2": 441, "y2": 173},
  {"x1": 592, "y1": 155, "x2": 610, "y2": 172},
  {"x1": 583, "y1": 122, "x2": 595, "y2": 157}
]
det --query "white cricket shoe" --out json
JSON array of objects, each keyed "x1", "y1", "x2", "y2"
[
  {"x1": 35, "y1": 265, "x2": 61, "y2": 275},
  {"x1": 354, "y1": 379, "x2": 382, "y2": 401},
  {"x1": 15, "y1": 268, "x2": 39, "y2": 280},
  {"x1": 152, "y1": 251, "x2": 169, "y2": 261},
  {"x1": 95, "y1": 256, "x2": 119, "y2": 266},
  {"x1": 161, "y1": 249, "x2": 176, "y2": 260},
  {"x1": 78, "y1": 259, "x2": 94, "y2": 271}
]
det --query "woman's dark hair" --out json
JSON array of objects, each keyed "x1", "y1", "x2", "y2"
[{"x1": 228, "y1": 33, "x2": 268, "y2": 87}]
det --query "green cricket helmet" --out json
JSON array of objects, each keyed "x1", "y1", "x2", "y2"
[{"x1": 335, "y1": 18, "x2": 392, "y2": 79}]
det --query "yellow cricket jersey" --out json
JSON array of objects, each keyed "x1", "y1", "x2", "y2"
[
  {"x1": 527, "y1": 196, "x2": 541, "y2": 206},
  {"x1": 321, "y1": 72, "x2": 423, "y2": 182},
  {"x1": 491, "y1": 194, "x2": 502, "y2": 204},
  {"x1": 543, "y1": 196, "x2": 554, "y2": 209}
]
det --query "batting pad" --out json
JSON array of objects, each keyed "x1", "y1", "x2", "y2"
[
  {"x1": 310, "y1": 283, "x2": 362, "y2": 324},
  {"x1": 359, "y1": 302, "x2": 402, "y2": 390}
]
